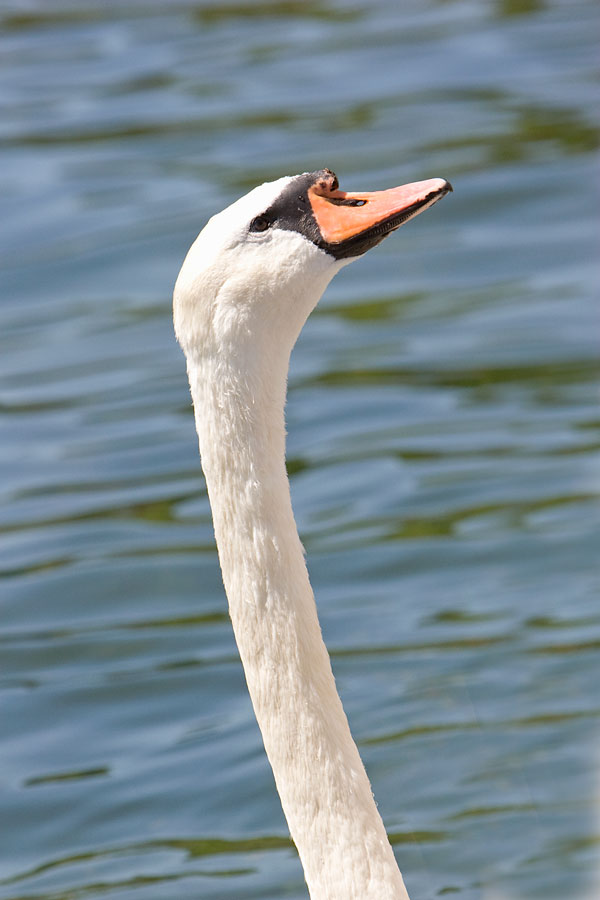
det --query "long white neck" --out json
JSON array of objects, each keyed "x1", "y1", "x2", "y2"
[{"x1": 187, "y1": 343, "x2": 410, "y2": 900}]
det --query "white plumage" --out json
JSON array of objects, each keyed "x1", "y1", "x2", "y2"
[{"x1": 174, "y1": 170, "x2": 450, "y2": 899}]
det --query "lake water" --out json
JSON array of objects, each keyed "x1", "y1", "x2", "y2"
[{"x1": 1, "y1": 1, "x2": 599, "y2": 898}]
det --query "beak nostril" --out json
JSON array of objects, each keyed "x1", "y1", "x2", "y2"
[{"x1": 327, "y1": 197, "x2": 367, "y2": 207}]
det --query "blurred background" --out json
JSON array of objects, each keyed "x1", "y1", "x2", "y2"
[{"x1": 1, "y1": 1, "x2": 598, "y2": 898}]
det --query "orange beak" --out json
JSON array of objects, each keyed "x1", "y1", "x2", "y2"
[{"x1": 308, "y1": 172, "x2": 452, "y2": 246}]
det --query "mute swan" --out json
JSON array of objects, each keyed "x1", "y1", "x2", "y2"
[{"x1": 174, "y1": 169, "x2": 451, "y2": 900}]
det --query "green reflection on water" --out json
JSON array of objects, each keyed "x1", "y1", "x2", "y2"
[
  {"x1": 192, "y1": 1, "x2": 363, "y2": 25},
  {"x1": 496, "y1": 0, "x2": 545, "y2": 19},
  {"x1": 313, "y1": 358, "x2": 600, "y2": 390},
  {"x1": 25, "y1": 767, "x2": 109, "y2": 787},
  {"x1": 428, "y1": 102, "x2": 599, "y2": 166}
]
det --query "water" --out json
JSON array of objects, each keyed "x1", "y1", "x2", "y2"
[{"x1": 1, "y1": 1, "x2": 598, "y2": 898}]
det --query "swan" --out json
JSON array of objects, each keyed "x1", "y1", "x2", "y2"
[{"x1": 173, "y1": 169, "x2": 451, "y2": 900}]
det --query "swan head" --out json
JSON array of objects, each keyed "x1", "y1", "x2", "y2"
[{"x1": 174, "y1": 169, "x2": 451, "y2": 367}]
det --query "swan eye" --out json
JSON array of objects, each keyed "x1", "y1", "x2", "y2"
[{"x1": 250, "y1": 216, "x2": 270, "y2": 233}]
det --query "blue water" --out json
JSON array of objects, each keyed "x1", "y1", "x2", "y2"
[{"x1": 1, "y1": 2, "x2": 599, "y2": 898}]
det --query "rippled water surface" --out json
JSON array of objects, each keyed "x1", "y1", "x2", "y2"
[{"x1": 1, "y1": 2, "x2": 599, "y2": 898}]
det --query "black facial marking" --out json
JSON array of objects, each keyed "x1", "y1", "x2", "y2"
[{"x1": 254, "y1": 170, "x2": 326, "y2": 249}]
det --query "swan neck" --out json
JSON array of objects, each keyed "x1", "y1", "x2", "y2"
[{"x1": 187, "y1": 356, "x2": 409, "y2": 900}]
